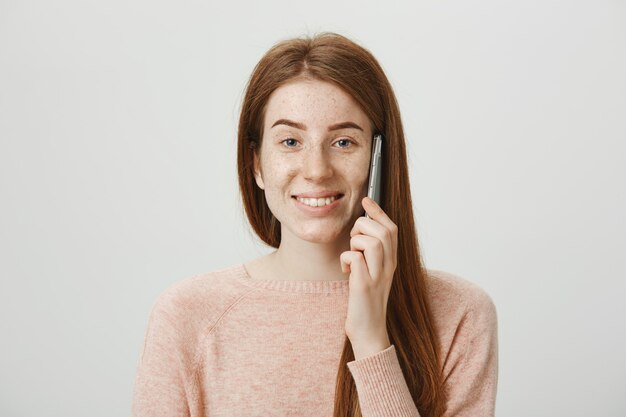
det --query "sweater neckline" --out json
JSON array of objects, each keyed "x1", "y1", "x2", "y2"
[{"x1": 234, "y1": 263, "x2": 350, "y2": 294}]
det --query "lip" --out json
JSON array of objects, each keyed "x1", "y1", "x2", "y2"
[{"x1": 292, "y1": 195, "x2": 343, "y2": 217}]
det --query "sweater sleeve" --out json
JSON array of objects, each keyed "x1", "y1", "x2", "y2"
[
  {"x1": 347, "y1": 344, "x2": 422, "y2": 416},
  {"x1": 131, "y1": 287, "x2": 198, "y2": 417},
  {"x1": 346, "y1": 292, "x2": 498, "y2": 417}
]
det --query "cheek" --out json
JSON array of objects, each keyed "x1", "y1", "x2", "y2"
[
  {"x1": 343, "y1": 154, "x2": 371, "y2": 185},
  {"x1": 261, "y1": 156, "x2": 297, "y2": 186}
]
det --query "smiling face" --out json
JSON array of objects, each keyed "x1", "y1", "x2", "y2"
[{"x1": 253, "y1": 78, "x2": 373, "y2": 244}]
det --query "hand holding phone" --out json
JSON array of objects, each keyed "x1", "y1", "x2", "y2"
[{"x1": 343, "y1": 132, "x2": 396, "y2": 353}]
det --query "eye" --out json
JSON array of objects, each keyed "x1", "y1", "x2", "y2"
[
  {"x1": 279, "y1": 138, "x2": 355, "y2": 149},
  {"x1": 334, "y1": 138, "x2": 355, "y2": 148},
  {"x1": 280, "y1": 138, "x2": 299, "y2": 148}
]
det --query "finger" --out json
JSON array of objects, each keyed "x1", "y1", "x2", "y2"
[
  {"x1": 349, "y1": 234, "x2": 383, "y2": 280},
  {"x1": 340, "y1": 251, "x2": 371, "y2": 290},
  {"x1": 361, "y1": 197, "x2": 398, "y2": 235},
  {"x1": 340, "y1": 250, "x2": 352, "y2": 273},
  {"x1": 350, "y1": 216, "x2": 396, "y2": 260}
]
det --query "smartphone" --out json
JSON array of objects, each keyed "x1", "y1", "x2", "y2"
[{"x1": 365, "y1": 133, "x2": 383, "y2": 219}]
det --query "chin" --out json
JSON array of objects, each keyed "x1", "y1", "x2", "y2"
[
  {"x1": 301, "y1": 233, "x2": 340, "y2": 244},
  {"x1": 297, "y1": 228, "x2": 344, "y2": 244}
]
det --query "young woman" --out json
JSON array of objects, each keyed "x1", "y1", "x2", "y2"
[{"x1": 132, "y1": 32, "x2": 498, "y2": 417}]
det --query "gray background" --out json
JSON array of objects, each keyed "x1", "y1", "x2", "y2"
[{"x1": 1, "y1": 0, "x2": 625, "y2": 416}]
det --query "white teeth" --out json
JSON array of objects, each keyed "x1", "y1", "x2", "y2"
[{"x1": 296, "y1": 195, "x2": 338, "y2": 207}]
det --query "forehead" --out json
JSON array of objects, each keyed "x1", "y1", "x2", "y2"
[{"x1": 263, "y1": 78, "x2": 370, "y2": 128}]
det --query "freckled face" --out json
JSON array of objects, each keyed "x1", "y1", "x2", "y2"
[{"x1": 253, "y1": 78, "x2": 373, "y2": 243}]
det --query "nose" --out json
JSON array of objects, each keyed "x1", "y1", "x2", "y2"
[{"x1": 301, "y1": 143, "x2": 334, "y2": 181}]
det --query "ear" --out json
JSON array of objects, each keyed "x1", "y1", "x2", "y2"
[{"x1": 253, "y1": 149, "x2": 265, "y2": 190}]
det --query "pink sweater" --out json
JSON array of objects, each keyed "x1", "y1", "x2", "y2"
[{"x1": 132, "y1": 264, "x2": 498, "y2": 416}]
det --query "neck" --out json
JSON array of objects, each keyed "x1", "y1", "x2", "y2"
[{"x1": 269, "y1": 228, "x2": 352, "y2": 282}]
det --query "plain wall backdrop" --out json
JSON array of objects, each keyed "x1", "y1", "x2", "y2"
[{"x1": 1, "y1": 0, "x2": 624, "y2": 416}]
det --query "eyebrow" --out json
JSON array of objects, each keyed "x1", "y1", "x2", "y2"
[{"x1": 271, "y1": 119, "x2": 364, "y2": 132}]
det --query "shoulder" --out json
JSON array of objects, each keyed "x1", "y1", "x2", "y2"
[
  {"x1": 136, "y1": 265, "x2": 256, "y2": 372},
  {"x1": 423, "y1": 268, "x2": 498, "y2": 346},
  {"x1": 424, "y1": 268, "x2": 497, "y2": 320},
  {"x1": 148, "y1": 264, "x2": 255, "y2": 336}
]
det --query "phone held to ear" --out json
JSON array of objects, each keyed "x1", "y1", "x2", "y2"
[{"x1": 365, "y1": 134, "x2": 383, "y2": 219}]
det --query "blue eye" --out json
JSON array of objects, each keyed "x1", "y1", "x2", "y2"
[
  {"x1": 281, "y1": 138, "x2": 299, "y2": 148},
  {"x1": 280, "y1": 138, "x2": 354, "y2": 148},
  {"x1": 335, "y1": 139, "x2": 354, "y2": 148}
]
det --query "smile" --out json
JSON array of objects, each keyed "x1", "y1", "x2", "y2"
[
  {"x1": 295, "y1": 195, "x2": 339, "y2": 207},
  {"x1": 291, "y1": 194, "x2": 344, "y2": 216}
]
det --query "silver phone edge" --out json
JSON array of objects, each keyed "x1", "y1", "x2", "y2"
[{"x1": 365, "y1": 134, "x2": 383, "y2": 219}]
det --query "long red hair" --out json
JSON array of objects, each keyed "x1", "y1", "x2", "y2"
[{"x1": 236, "y1": 32, "x2": 446, "y2": 417}]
